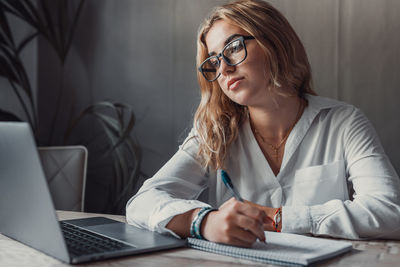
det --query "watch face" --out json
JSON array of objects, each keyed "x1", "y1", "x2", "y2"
[
  {"x1": 274, "y1": 209, "x2": 282, "y2": 223},
  {"x1": 275, "y1": 214, "x2": 280, "y2": 223},
  {"x1": 273, "y1": 208, "x2": 282, "y2": 232}
]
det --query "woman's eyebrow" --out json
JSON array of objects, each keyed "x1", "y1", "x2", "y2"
[{"x1": 208, "y1": 33, "x2": 243, "y2": 56}]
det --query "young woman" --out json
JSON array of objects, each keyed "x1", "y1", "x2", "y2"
[{"x1": 126, "y1": 0, "x2": 400, "y2": 247}]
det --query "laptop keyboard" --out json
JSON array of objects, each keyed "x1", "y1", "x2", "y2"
[{"x1": 60, "y1": 221, "x2": 135, "y2": 257}]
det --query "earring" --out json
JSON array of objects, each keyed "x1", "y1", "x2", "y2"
[{"x1": 273, "y1": 79, "x2": 281, "y2": 88}]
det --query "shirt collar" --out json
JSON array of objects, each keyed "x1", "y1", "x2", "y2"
[
  {"x1": 242, "y1": 94, "x2": 346, "y2": 176},
  {"x1": 306, "y1": 94, "x2": 345, "y2": 113}
]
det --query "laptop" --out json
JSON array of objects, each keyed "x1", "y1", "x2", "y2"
[{"x1": 0, "y1": 122, "x2": 186, "y2": 264}]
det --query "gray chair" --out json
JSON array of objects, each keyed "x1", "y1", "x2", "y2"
[{"x1": 38, "y1": 146, "x2": 88, "y2": 212}]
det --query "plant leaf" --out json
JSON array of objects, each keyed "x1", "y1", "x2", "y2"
[
  {"x1": 40, "y1": 0, "x2": 61, "y2": 60},
  {"x1": 3, "y1": 0, "x2": 38, "y2": 29},
  {"x1": 0, "y1": 54, "x2": 18, "y2": 82},
  {"x1": 105, "y1": 103, "x2": 136, "y2": 154},
  {"x1": 1, "y1": 47, "x2": 32, "y2": 98},
  {"x1": 0, "y1": 48, "x2": 23, "y2": 84},
  {"x1": 22, "y1": 0, "x2": 45, "y2": 27},
  {"x1": 64, "y1": 101, "x2": 123, "y2": 142},
  {"x1": 16, "y1": 31, "x2": 38, "y2": 55},
  {"x1": 58, "y1": 0, "x2": 65, "y2": 56},
  {"x1": 63, "y1": 100, "x2": 142, "y2": 214},
  {"x1": 0, "y1": 5, "x2": 15, "y2": 48},
  {"x1": 62, "y1": 0, "x2": 85, "y2": 61}
]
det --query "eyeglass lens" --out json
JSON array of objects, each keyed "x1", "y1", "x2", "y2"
[{"x1": 201, "y1": 38, "x2": 247, "y2": 81}]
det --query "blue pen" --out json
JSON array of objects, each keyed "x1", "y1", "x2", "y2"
[{"x1": 220, "y1": 170, "x2": 244, "y2": 202}]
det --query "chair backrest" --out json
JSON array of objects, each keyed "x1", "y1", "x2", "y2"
[{"x1": 38, "y1": 146, "x2": 88, "y2": 212}]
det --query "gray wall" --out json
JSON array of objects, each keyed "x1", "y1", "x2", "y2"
[
  {"x1": 34, "y1": 0, "x2": 400, "y2": 177},
  {"x1": 38, "y1": 0, "x2": 228, "y2": 176},
  {"x1": 273, "y1": 0, "x2": 400, "y2": 172}
]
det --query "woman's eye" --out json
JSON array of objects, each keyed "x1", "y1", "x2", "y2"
[{"x1": 225, "y1": 40, "x2": 243, "y2": 55}]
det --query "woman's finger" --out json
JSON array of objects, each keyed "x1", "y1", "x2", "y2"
[
  {"x1": 224, "y1": 228, "x2": 258, "y2": 247},
  {"x1": 230, "y1": 199, "x2": 267, "y2": 224},
  {"x1": 221, "y1": 200, "x2": 266, "y2": 241},
  {"x1": 234, "y1": 213, "x2": 266, "y2": 242}
]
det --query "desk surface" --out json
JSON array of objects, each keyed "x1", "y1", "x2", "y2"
[{"x1": 1, "y1": 211, "x2": 399, "y2": 267}]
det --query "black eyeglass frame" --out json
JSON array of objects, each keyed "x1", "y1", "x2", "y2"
[{"x1": 198, "y1": 35, "x2": 255, "y2": 82}]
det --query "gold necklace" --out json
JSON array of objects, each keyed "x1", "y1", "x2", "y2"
[{"x1": 252, "y1": 100, "x2": 304, "y2": 160}]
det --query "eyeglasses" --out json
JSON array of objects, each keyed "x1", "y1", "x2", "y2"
[{"x1": 198, "y1": 35, "x2": 255, "y2": 82}]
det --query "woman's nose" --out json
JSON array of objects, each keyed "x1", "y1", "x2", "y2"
[{"x1": 219, "y1": 59, "x2": 235, "y2": 77}]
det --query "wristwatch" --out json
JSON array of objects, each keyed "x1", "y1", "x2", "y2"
[{"x1": 273, "y1": 207, "x2": 282, "y2": 232}]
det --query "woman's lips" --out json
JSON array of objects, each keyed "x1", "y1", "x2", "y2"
[{"x1": 227, "y1": 77, "x2": 244, "y2": 90}]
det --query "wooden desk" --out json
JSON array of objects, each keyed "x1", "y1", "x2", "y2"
[{"x1": 1, "y1": 211, "x2": 399, "y2": 266}]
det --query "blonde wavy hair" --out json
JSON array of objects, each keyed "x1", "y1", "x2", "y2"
[{"x1": 193, "y1": 0, "x2": 315, "y2": 171}]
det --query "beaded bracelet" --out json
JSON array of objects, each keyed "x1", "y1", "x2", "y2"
[
  {"x1": 190, "y1": 207, "x2": 217, "y2": 239},
  {"x1": 190, "y1": 207, "x2": 209, "y2": 238}
]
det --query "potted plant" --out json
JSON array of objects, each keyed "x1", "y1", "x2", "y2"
[{"x1": 0, "y1": 0, "x2": 144, "y2": 214}]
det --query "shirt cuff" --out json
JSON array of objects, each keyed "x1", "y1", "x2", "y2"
[{"x1": 281, "y1": 205, "x2": 312, "y2": 234}]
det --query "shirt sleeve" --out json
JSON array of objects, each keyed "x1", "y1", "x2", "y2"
[
  {"x1": 125, "y1": 129, "x2": 211, "y2": 237},
  {"x1": 282, "y1": 107, "x2": 400, "y2": 239}
]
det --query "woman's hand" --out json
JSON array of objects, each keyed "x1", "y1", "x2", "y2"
[
  {"x1": 201, "y1": 198, "x2": 267, "y2": 247},
  {"x1": 245, "y1": 201, "x2": 281, "y2": 232}
]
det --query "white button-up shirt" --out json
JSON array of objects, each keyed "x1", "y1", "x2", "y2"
[{"x1": 126, "y1": 94, "x2": 400, "y2": 240}]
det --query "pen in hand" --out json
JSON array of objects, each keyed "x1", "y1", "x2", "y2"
[
  {"x1": 220, "y1": 169, "x2": 267, "y2": 243},
  {"x1": 220, "y1": 170, "x2": 244, "y2": 202}
]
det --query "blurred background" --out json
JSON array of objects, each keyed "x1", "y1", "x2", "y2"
[{"x1": 1, "y1": 0, "x2": 399, "y2": 214}]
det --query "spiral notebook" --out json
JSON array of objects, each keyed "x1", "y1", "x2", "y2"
[{"x1": 187, "y1": 231, "x2": 352, "y2": 266}]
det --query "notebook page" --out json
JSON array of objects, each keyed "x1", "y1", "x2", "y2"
[
  {"x1": 188, "y1": 231, "x2": 352, "y2": 266},
  {"x1": 188, "y1": 238, "x2": 305, "y2": 266},
  {"x1": 254, "y1": 231, "x2": 352, "y2": 264}
]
